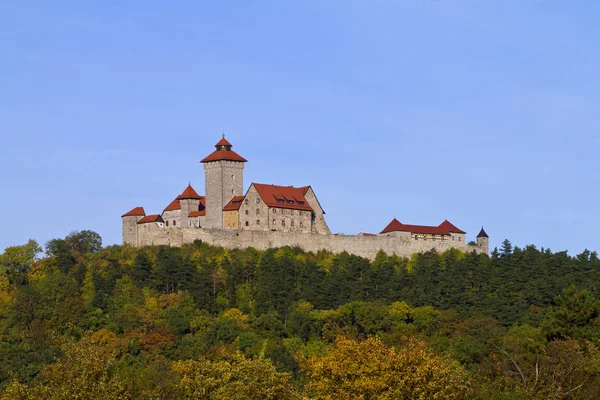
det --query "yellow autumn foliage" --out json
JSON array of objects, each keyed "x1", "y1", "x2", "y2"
[{"x1": 300, "y1": 335, "x2": 469, "y2": 400}]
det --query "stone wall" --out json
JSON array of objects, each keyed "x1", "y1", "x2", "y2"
[
  {"x1": 133, "y1": 224, "x2": 488, "y2": 260},
  {"x1": 161, "y1": 210, "x2": 181, "y2": 228},
  {"x1": 238, "y1": 185, "x2": 270, "y2": 231},
  {"x1": 204, "y1": 160, "x2": 245, "y2": 229},
  {"x1": 122, "y1": 215, "x2": 142, "y2": 245},
  {"x1": 304, "y1": 187, "x2": 331, "y2": 235}
]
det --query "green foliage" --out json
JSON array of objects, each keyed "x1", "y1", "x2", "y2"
[{"x1": 3, "y1": 233, "x2": 600, "y2": 397}]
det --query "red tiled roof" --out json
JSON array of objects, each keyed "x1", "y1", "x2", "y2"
[
  {"x1": 201, "y1": 149, "x2": 247, "y2": 163},
  {"x1": 380, "y1": 218, "x2": 465, "y2": 235},
  {"x1": 180, "y1": 184, "x2": 202, "y2": 199},
  {"x1": 164, "y1": 185, "x2": 206, "y2": 212},
  {"x1": 138, "y1": 214, "x2": 163, "y2": 224},
  {"x1": 189, "y1": 210, "x2": 206, "y2": 217},
  {"x1": 438, "y1": 219, "x2": 466, "y2": 234},
  {"x1": 164, "y1": 197, "x2": 182, "y2": 211},
  {"x1": 216, "y1": 137, "x2": 232, "y2": 146},
  {"x1": 253, "y1": 183, "x2": 314, "y2": 212},
  {"x1": 223, "y1": 196, "x2": 245, "y2": 211},
  {"x1": 122, "y1": 207, "x2": 146, "y2": 217},
  {"x1": 359, "y1": 233, "x2": 377, "y2": 237}
]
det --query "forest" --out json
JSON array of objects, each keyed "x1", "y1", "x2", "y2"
[{"x1": 1, "y1": 230, "x2": 600, "y2": 399}]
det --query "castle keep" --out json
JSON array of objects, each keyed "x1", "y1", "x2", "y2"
[{"x1": 122, "y1": 137, "x2": 489, "y2": 259}]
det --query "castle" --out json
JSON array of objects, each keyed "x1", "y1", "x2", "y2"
[{"x1": 122, "y1": 137, "x2": 489, "y2": 259}]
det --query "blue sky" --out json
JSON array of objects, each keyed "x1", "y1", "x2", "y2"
[{"x1": 1, "y1": 1, "x2": 599, "y2": 254}]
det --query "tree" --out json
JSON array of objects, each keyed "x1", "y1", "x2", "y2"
[
  {"x1": 500, "y1": 239, "x2": 513, "y2": 256},
  {"x1": 301, "y1": 336, "x2": 469, "y2": 399},
  {"x1": 65, "y1": 230, "x2": 102, "y2": 257},
  {"x1": 0, "y1": 240, "x2": 41, "y2": 286},
  {"x1": 132, "y1": 251, "x2": 152, "y2": 288},
  {"x1": 0, "y1": 338, "x2": 129, "y2": 400},
  {"x1": 45, "y1": 239, "x2": 74, "y2": 274},
  {"x1": 170, "y1": 353, "x2": 299, "y2": 399}
]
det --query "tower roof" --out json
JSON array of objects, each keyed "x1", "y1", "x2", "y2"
[
  {"x1": 201, "y1": 136, "x2": 247, "y2": 163},
  {"x1": 215, "y1": 137, "x2": 232, "y2": 147},
  {"x1": 122, "y1": 206, "x2": 145, "y2": 218},
  {"x1": 477, "y1": 227, "x2": 489, "y2": 238},
  {"x1": 179, "y1": 184, "x2": 202, "y2": 200}
]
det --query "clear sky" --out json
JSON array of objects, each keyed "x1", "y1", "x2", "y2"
[{"x1": 1, "y1": 1, "x2": 599, "y2": 254}]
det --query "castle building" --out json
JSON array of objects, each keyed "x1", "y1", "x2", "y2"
[{"x1": 122, "y1": 137, "x2": 489, "y2": 259}]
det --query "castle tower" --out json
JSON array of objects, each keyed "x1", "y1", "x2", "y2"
[
  {"x1": 476, "y1": 227, "x2": 489, "y2": 254},
  {"x1": 121, "y1": 207, "x2": 146, "y2": 245},
  {"x1": 179, "y1": 184, "x2": 202, "y2": 228},
  {"x1": 201, "y1": 136, "x2": 247, "y2": 229}
]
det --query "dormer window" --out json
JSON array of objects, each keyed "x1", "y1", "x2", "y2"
[
  {"x1": 297, "y1": 201, "x2": 304, "y2": 205},
  {"x1": 287, "y1": 200, "x2": 293, "y2": 204},
  {"x1": 277, "y1": 199, "x2": 284, "y2": 203}
]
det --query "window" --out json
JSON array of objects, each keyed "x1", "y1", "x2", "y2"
[
  {"x1": 256, "y1": 198, "x2": 260, "y2": 204},
  {"x1": 291, "y1": 220, "x2": 295, "y2": 227},
  {"x1": 256, "y1": 220, "x2": 260, "y2": 225},
  {"x1": 256, "y1": 209, "x2": 260, "y2": 215},
  {"x1": 245, "y1": 210, "x2": 249, "y2": 215},
  {"x1": 277, "y1": 199, "x2": 284, "y2": 203},
  {"x1": 298, "y1": 201, "x2": 304, "y2": 205},
  {"x1": 282, "y1": 220, "x2": 285, "y2": 226},
  {"x1": 232, "y1": 189, "x2": 234, "y2": 195},
  {"x1": 245, "y1": 221, "x2": 249, "y2": 226},
  {"x1": 287, "y1": 200, "x2": 293, "y2": 204},
  {"x1": 245, "y1": 199, "x2": 249, "y2": 205},
  {"x1": 173, "y1": 220, "x2": 176, "y2": 226},
  {"x1": 300, "y1": 222, "x2": 303, "y2": 228},
  {"x1": 273, "y1": 219, "x2": 276, "y2": 226},
  {"x1": 459, "y1": 236, "x2": 462, "y2": 241},
  {"x1": 166, "y1": 220, "x2": 169, "y2": 227},
  {"x1": 291, "y1": 210, "x2": 295, "y2": 215}
]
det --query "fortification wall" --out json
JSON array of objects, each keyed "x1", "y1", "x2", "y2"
[{"x1": 135, "y1": 225, "x2": 487, "y2": 259}]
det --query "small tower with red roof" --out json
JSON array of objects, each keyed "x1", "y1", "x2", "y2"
[
  {"x1": 121, "y1": 206, "x2": 146, "y2": 245},
  {"x1": 201, "y1": 135, "x2": 247, "y2": 229}
]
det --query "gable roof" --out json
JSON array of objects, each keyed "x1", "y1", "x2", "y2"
[
  {"x1": 438, "y1": 219, "x2": 466, "y2": 234},
  {"x1": 122, "y1": 206, "x2": 146, "y2": 218},
  {"x1": 380, "y1": 218, "x2": 466, "y2": 235},
  {"x1": 138, "y1": 214, "x2": 163, "y2": 224},
  {"x1": 224, "y1": 196, "x2": 245, "y2": 211},
  {"x1": 252, "y1": 183, "x2": 314, "y2": 212}
]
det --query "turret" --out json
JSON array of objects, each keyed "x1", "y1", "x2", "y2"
[
  {"x1": 201, "y1": 135, "x2": 247, "y2": 229},
  {"x1": 476, "y1": 227, "x2": 489, "y2": 254},
  {"x1": 179, "y1": 184, "x2": 202, "y2": 228},
  {"x1": 121, "y1": 207, "x2": 146, "y2": 245}
]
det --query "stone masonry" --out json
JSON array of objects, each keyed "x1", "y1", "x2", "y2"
[{"x1": 122, "y1": 136, "x2": 489, "y2": 260}]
